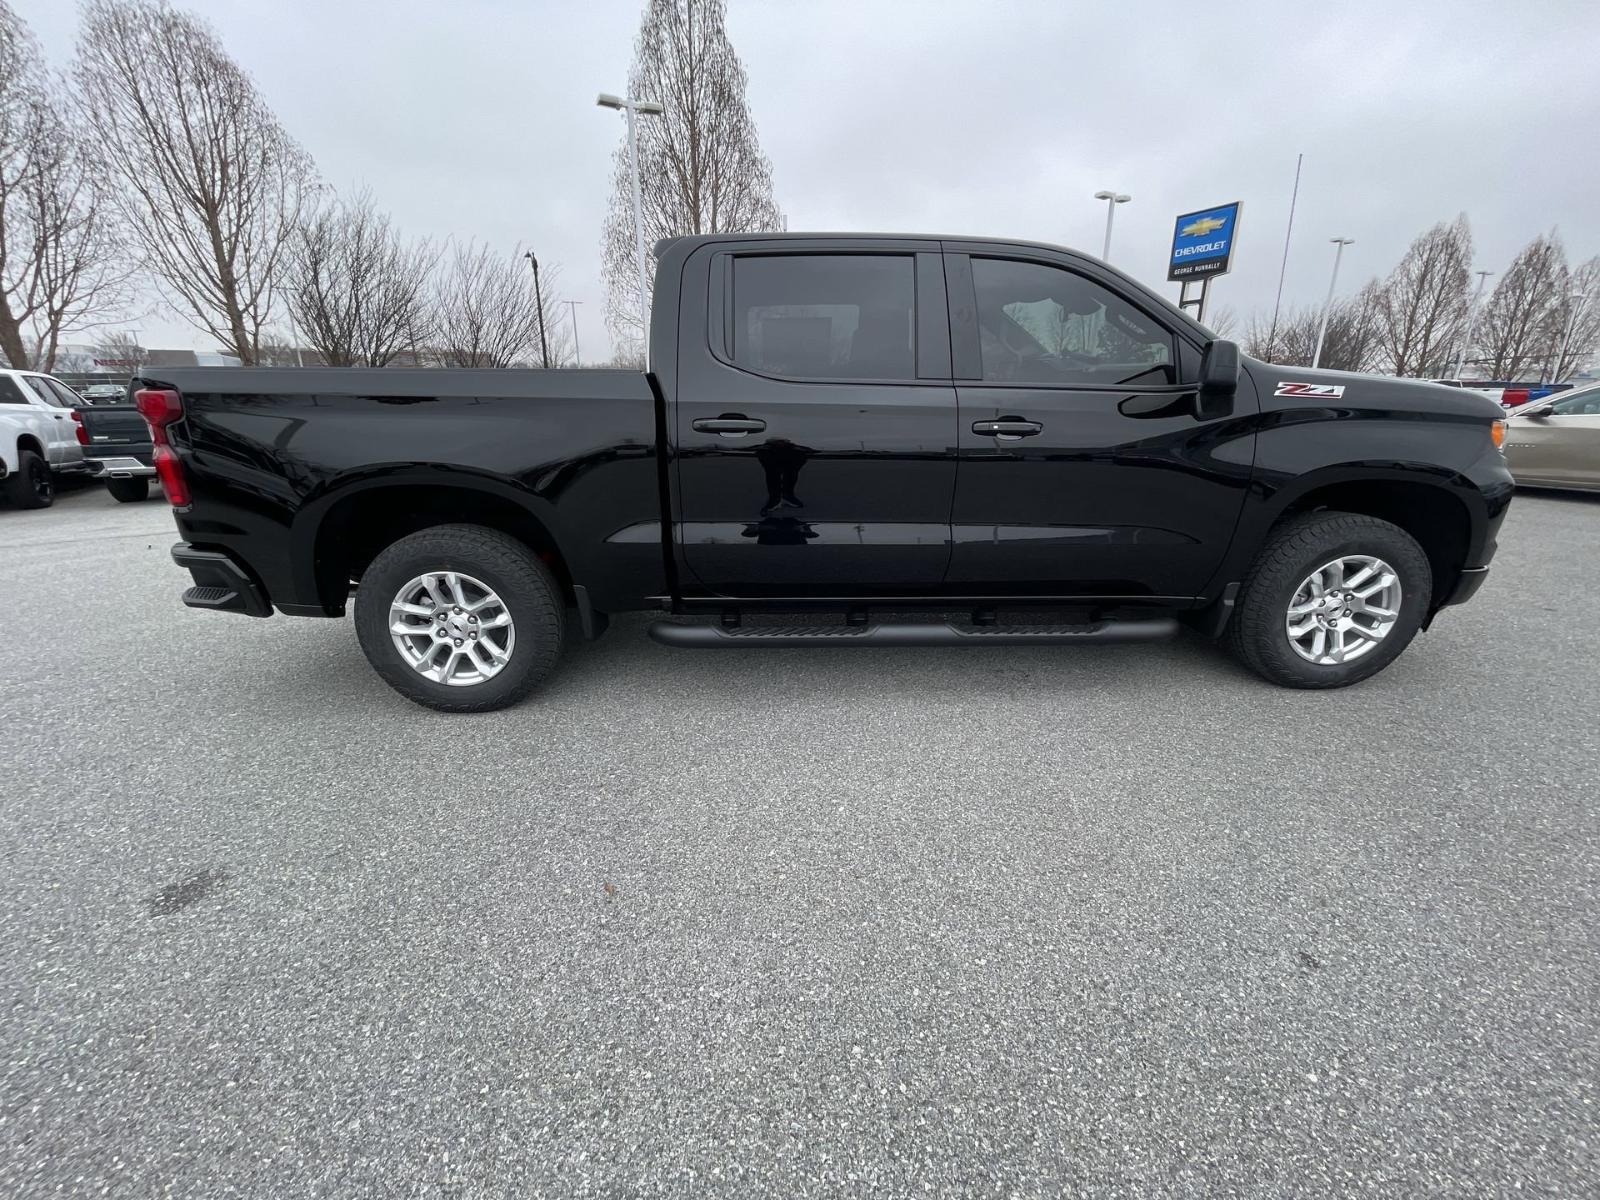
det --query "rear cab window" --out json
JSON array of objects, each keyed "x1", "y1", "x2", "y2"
[{"x1": 727, "y1": 254, "x2": 917, "y2": 381}]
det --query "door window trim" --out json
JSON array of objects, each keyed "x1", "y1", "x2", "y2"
[
  {"x1": 944, "y1": 250, "x2": 1201, "y2": 391},
  {"x1": 708, "y1": 248, "x2": 951, "y2": 387}
]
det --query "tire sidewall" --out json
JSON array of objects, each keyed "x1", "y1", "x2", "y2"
[
  {"x1": 1246, "y1": 521, "x2": 1431, "y2": 688},
  {"x1": 353, "y1": 530, "x2": 563, "y2": 711},
  {"x1": 8, "y1": 451, "x2": 54, "y2": 509}
]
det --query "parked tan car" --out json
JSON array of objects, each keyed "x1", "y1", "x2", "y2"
[{"x1": 1504, "y1": 383, "x2": 1600, "y2": 493}]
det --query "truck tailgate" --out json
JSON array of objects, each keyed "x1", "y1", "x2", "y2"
[{"x1": 80, "y1": 405, "x2": 151, "y2": 449}]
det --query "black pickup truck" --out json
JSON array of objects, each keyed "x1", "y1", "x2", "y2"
[{"x1": 134, "y1": 232, "x2": 1512, "y2": 711}]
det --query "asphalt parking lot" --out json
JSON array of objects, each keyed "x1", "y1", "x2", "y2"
[{"x1": 3, "y1": 485, "x2": 1597, "y2": 1198}]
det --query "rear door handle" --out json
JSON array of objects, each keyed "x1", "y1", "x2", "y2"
[
  {"x1": 693, "y1": 415, "x2": 767, "y2": 437},
  {"x1": 972, "y1": 418, "x2": 1043, "y2": 440}
]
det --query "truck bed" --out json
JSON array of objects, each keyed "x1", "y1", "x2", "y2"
[{"x1": 137, "y1": 367, "x2": 666, "y2": 617}]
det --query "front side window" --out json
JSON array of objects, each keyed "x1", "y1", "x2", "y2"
[
  {"x1": 732, "y1": 254, "x2": 915, "y2": 381},
  {"x1": 0, "y1": 376, "x2": 28, "y2": 405},
  {"x1": 1552, "y1": 385, "x2": 1600, "y2": 416},
  {"x1": 971, "y1": 257, "x2": 1175, "y2": 386}
]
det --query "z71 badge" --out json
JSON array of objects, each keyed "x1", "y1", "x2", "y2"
[{"x1": 1274, "y1": 381, "x2": 1346, "y2": 398}]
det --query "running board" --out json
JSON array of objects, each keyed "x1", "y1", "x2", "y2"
[{"x1": 647, "y1": 618, "x2": 1179, "y2": 648}]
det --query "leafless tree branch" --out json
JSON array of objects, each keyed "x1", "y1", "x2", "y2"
[
  {"x1": 73, "y1": 0, "x2": 316, "y2": 364},
  {"x1": 0, "y1": 2, "x2": 132, "y2": 371},
  {"x1": 602, "y1": 0, "x2": 782, "y2": 356}
]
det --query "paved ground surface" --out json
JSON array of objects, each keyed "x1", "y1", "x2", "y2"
[{"x1": 2, "y1": 484, "x2": 1597, "y2": 1198}]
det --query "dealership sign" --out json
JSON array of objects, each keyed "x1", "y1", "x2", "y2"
[{"x1": 1168, "y1": 202, "x2": 1242, "y2": 282}]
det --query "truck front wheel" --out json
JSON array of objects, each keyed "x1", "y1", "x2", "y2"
[
  {"x1": 5, "y1": 449, "x2": 53, "y2": 509},
  {"x1": 1225, "y1": 511, "x2": 1431, "y2": 689},
  {"x1": 353, "y1": 524, "x2": 567, "y2": 712}
]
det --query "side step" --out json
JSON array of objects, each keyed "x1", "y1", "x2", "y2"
[{"x1": 647, "y1": 618, "x2": 1179, "y2": 648}]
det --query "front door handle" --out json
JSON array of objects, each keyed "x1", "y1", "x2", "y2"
[
  {"x1": 693, "y1": 415, "x2": 767, "y2": 437},
  {"x1": 972, "y1": 418, "x2": 1043, "y2": 440}
]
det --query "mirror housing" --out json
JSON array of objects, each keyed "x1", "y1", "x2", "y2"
[
  {"x1": 1196, "y1": 339, "x2": 1239, "y2": 419},
  {"x1": 1529, "y1": 403, "x2": 1556, "y2": 419}
]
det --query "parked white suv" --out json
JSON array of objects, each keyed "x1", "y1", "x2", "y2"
[{"x1": 0, "y1": 369, "x2": 90, "y2": 509}]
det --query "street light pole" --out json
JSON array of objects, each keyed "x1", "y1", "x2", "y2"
[
  {"x1": 524, "y1": 251, "x2": 550, "y2": 368},
  {"x1": 1550, "y1": 290, "x2": 1586, "y2": 384},
  {"x1": 564, "y1": 300, "x2": 582, "y2": 367},
  {"x1": 1312, "y1": 237, "x2": 1355, "y2": 369},
  {"x1": 1454, "y1": 269, "x2": 1493, "y2": 379},
  {"x1": 1093, "y1": 190, "x2": 1131, "y2": 261},
  {"x1": 598, "y1": 92, "x2": 665, "y2": 347}
]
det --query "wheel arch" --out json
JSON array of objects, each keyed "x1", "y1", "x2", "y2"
[
  {"x1": 1263, "y1": 468, "x2": 1479, "y2": 619},
  {"x1": 295, "y1": 471, "x2": 576, "y2": 615}
]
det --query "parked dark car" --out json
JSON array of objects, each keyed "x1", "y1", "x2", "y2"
[
  {"x1": 77, "y1": 396, "x2": 156, "y2": 502},
  {"x1": 133, "y1": 233, "x2": 1512, "y2": 711}
]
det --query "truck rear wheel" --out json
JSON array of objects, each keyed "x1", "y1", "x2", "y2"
[
  {"x1": 106, "y1": 477, "x2": 150, "y2": 503},
  {"x1": 1225, "y1": 511, "x2": 1431, "y2": 689},
  {"x1": 5, "y1": 449, "x2": 53, "y2": 509},
  {"x1": 353, "y1": 524, "x2": 566, "y2": 712}
]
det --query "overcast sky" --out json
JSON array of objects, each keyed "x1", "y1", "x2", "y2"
[{"x1": 18, "y1": 0, "x2": 1600, "y2": 359}]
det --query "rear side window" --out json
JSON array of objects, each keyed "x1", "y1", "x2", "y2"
[
  {"x1": 0, "y1": 376, "x2": 31, "y2": 405},
  {"x1": 23, "y1": 377, "x2": 68, "y2": 407},
  {"x1": 732, "y1": 254, "x2": 915, "y2": 381},
  {"x1": 971, "y1": 257, "x2": 1176, "y2": 386},
  {"x1": 45, "y1": 379, "x2": 86, "y2": 408}
]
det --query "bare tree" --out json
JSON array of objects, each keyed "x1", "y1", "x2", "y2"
[
  {"x1": 1546, "y1": 256, "x2": 1600, "y2": 382},
  {"x1": 1474, "y1": 233, "x2": 1565, "y2": 380},
  {"x1": 1372, "y1": 216, "x2": 1472, "y2": 376},
  {"x1": 430, "y1": 241, "x2": 572, "y2": 368},
  {"x1": 0, "y1": 3, "x2": 130, "y2": 371},
  {"x1": 74, "y1": 0, "x2": 315, "y2": 365},
  {"x1": 603, "y1": 0, "x2": 783, "y2": 354},
  {"x1": 1244, "y1": 282, "x2": 1380, "y2": 372},
  {"x1": 285, "y1": 189, "x2": 435, "y2": 367},
  {"x1": 1204, "y1": 306, "x2": 1238, "y2": 340}
]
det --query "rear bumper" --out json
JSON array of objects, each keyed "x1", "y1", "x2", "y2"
[
  {"x1": 86, "y1": 455, "x2": 155, "y2": 478},
  {"x1": 172, "y1": 543, "x2": 272, "y2": 618}
]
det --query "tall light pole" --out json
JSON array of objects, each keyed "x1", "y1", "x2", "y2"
[
  {"x1": 1550, "y1": 289, "x2": 1587, "y2": 384},
  {"x1": 1312, "y1": 237, "x2": 1355, "y2": 369},
  {"x1": 1093, "y1": 190, "x2": 1131, "y2": 261},
  {"x1": 598, "y1": 92, "x2": 665, "y2": 345},
  {"x1": 523, "y1": 251, "x2": 550, "y2": 368},
  {"x1": 1454, "y1": 269, "x2": 1493, "y2": 378},
  {"x1": 563, "y1": 300, "x2": 582, "y2": 367}
]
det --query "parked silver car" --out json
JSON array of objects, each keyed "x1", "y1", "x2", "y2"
[{"x1": 1504, "y1": 383, "x2": 1600, "y2": 493}]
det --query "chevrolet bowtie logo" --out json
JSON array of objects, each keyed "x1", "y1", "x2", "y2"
[{"x1": 1180, "y1": 216, "x2": 1228, "y2": 237}]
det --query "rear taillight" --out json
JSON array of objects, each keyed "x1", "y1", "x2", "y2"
[
  {"x1": 134, "y1": 387, "x2": 191, "y2": 508},
  {"x1": 1502, "y1": 388, "x2": 1529, "y2": 409},
  {"x1": 71, "y1": 409, "x2": 89, "y2": 445}
]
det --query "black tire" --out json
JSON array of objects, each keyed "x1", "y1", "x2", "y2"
[
  {"x1": 5, "y1": 449, "x2": 53, "y2": 509},
  {"x1": 353, "y1": 524, "x2": 566, "y2": 713},
  {"x1": 1225, "y1": 511, "x2": 1431, "y2": 689},
  {"x1": 106, "y1": 476, "x2": 150, "y2": 503}
]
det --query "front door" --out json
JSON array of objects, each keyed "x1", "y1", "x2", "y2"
[
  {"x1": 673, "y1": 242, "x2": 957, "y2": 597},
  {"x1": 942, "y1": 248, "x2": 1256, "y2": 601},
  {"x1": 1505, "y1": 386, "x2": 1600, "y2": 488}
]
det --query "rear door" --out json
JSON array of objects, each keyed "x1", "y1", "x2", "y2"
[
  {"x1": 672, "y1": 240, "x2": 957, "y2": 597},
  {"x1": 943, "y1": 246, "x2": 1255, "y2": 601},
  {"x1": 14, "y1": 375, "x2": 74, "y2": 465}
]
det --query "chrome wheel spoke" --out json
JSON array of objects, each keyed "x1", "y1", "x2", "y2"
[
  {"x1": 1355, "y1": 574, "x2": 1395, "y2": 600},
  {"x1": 389, "y1": 570, "x2": 516, "y2": 686}
]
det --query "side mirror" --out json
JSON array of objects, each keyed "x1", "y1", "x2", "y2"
[
  {"x1": 1529, "y1": 404, "x2": 1556, "y2": 419},
  {"x1": 1196, "y1": 339, "x2": 1239, "y2": 419}
]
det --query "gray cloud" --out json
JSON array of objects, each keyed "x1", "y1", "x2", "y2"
[{"x1": 20, "y1": 0, "x2": 1600, "y2": 359}]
